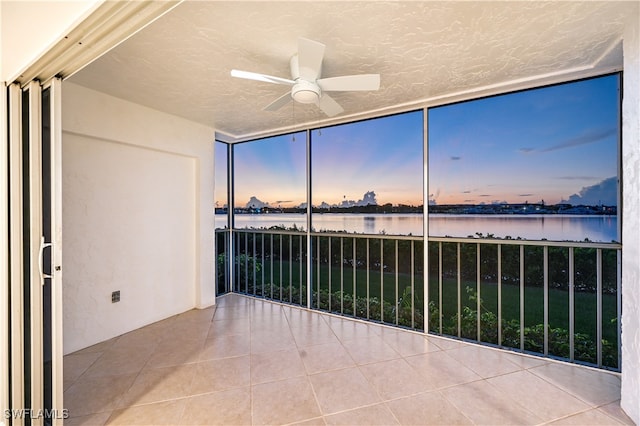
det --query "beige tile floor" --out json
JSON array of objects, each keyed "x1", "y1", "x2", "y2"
[{"x1": 64, "y1": 293, "x2": 634, "y2": 426}]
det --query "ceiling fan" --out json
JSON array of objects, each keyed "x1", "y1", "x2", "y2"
[{"x1": 231, "y1": 37, "x2": 380, "y2": 117}]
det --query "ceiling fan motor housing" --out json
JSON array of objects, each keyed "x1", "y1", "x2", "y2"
[
  {"x1": 291, "y1": 79, "x2": 320, "y2": 103},
  {"x1": 290, "y1": 55, "x2": 321, "y2": 103}
]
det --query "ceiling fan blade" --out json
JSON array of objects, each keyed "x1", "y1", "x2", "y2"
[
  {"x1": 297, "y1": 38, "x2": 325, "y2": 81},
  {"x1": 231, "y1": 69, "x2": 295, "y2": 85},
  {"x1": 317, "y1": 74, "x2": 380, "y2": 91},
  {"x1": 264, "y1": 92, "x2": 292, "y2": 112},
  {"x1": 317, "y1": 94, "x2": 344, "y2": 117}
]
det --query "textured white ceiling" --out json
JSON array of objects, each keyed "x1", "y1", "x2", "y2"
[{"x1": 68, "y1": 1, "x2": 631, "y2": 141}]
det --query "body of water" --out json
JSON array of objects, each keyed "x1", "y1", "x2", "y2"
[{"x1": 216, "y1": 213, "x2": 619, "y2": 243}]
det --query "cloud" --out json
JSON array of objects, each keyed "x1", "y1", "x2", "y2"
[
  {"x1": 519, "y1": 128, "x2": 615, "y2": 155},
  {"x1": 450, "y1": 156, "x2": 462, "y2": 160},
  {"x1": 338, "y1": 191, "x2": 378, "y2": 207},
  {"x1": 314, "y1": 191, "x2": 379, "y2": 208},
  {"x1": 462, "y1": 190, "x2": 471, "y2": 194},
  {"x1": 518, "y1": 193, "x2": 534, "y2": 197},
  {"x1": 478, "y1": 194, "x2": 491, "y2": 197},
  {"x1": 246, "y1": 196, "x2": 269, "y2": 209},
  {"x1": 561, "y1": 176, "x2": 617, "y2": 206},
  {"x1": 540, "y1": 128, "x2": 616, "y2": 153}
]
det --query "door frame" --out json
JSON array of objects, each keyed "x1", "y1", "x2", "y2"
[
  {"x1": 48, "y1": 77, "x2": 64, "y2": 426},
  {"x1": 8, "y1": 82, "x2": 25, "y2": 426},
  {"x1": 5, "y1": 78, "x2": 64, "y2": 426}
]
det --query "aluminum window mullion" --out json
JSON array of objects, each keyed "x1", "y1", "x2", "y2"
[{"x1": 227, "y1": 144, "x2": 234, "y2": 294}]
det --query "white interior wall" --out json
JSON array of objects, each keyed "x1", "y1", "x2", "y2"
[
  {"x1": 621, "y1": 6, "x2": 640, "y2": 424},
  {"x1": 62, "y1": 82, "x2": 215, "y2": 354},
  {"x1": 0, "y1": 0, "x2": 103, "y2": 82}
]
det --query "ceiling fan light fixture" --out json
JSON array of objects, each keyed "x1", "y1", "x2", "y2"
[
  {"x1": 291, "y1": 80, "x2": 320, "y2": 104},
  {"x1": 292, "y1": 89, "x2": 318, "y2": 103}
]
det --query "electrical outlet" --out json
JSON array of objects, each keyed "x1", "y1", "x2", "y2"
[{"x1": 112, "y1": 290, "x2": 120, "y2": 303}]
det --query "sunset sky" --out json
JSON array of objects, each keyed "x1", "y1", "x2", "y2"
[
  {"x1": 217, "y1": 74, "x2": 619, "y2": 209},
  {"x1": 429, "y1": 74, "x2": 619, "y2": 205}
]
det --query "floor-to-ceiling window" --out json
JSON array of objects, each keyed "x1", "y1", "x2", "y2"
[
  {"x1": 309, "y1": 111, "x2": 425, "y2": 328},
  {"x1": 427, "y1": 73, "x2": 621, "y2": 369},
  {"x1": 221, "y1": 73, "x2": 621, "y2": 370}
]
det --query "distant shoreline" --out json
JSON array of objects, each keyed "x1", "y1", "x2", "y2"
[{"x1": 217, "y1": 203, "x2": 616, "y2": 216}]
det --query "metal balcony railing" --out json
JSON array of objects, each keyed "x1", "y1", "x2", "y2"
[{"x1": 215, "y1": 228, "x2": 621, "y2": 371}]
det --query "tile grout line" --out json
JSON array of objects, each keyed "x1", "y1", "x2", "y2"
[{"x1": 281, "y1": 301, "x2": 327, "y2": 424}]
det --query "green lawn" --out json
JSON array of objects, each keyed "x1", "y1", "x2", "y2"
[
  {"x1": 246, "y1": 259, "x2": 617, "y2": 343},
  {"x1": 429, "y1": 277, "x2": 617, "y2": 343}
]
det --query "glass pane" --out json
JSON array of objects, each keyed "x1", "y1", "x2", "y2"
[
  {"x1": 428, "y1": 75, "x2": 619, "y2": 243},
  {"x1": 214, "y1": 141, "x2": 228, "y2": 230},
  {"x1": 312, "y1": 111, "x2": 424, "y2": 235},
  {"x1": 41, "y1": 86, "x2": 53, "y2": 417},
  {"x1": 234, "y1": 132, "x2": 306, "y2": 231}
]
